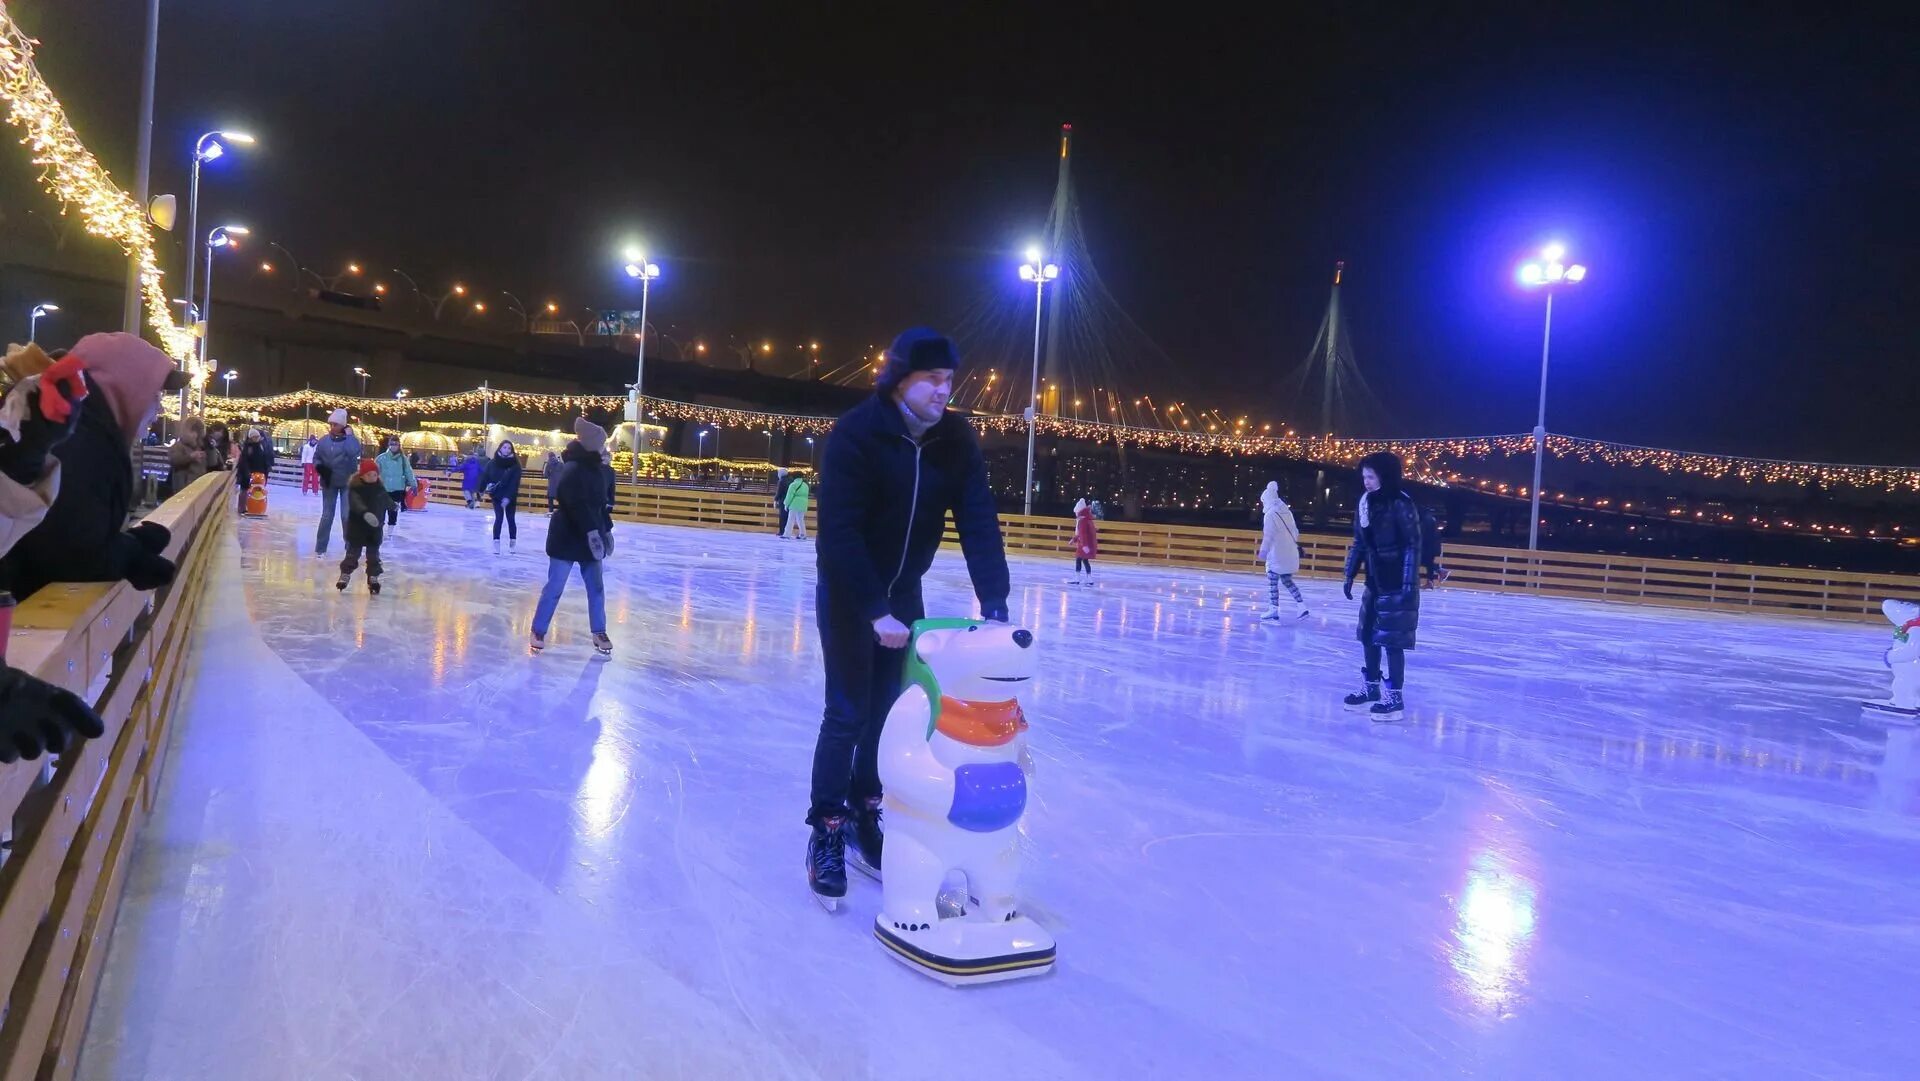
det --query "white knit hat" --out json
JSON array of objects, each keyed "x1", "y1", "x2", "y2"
[{"x1": 328, "y1": 407, "x2": 349, "y2": 426}]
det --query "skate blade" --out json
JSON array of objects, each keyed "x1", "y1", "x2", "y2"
[
  {"x1": 849, "y1": 851, "x2": 881, "y2": 882},
  {"x1": 813, "y1": 892, "x2": 844, "y2": 913},
  {"x1": 1370, "y1": 710, "x2": 1406, "y2": 723}
]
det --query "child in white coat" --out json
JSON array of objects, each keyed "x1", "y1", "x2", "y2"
[{"x1": 1257, "y1": 481, "x2": 1309, "y2": 621}]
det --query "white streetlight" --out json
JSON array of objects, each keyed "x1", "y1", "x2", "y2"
[
  {"x1": 1017, "y1": 247, "x2": 1061, "y2": 516},
  {"x1": 395, "y1": 387, "x2": 411, "y2": 400},
  {"x1": 1515, "y1": 242, "x2": 1589, "y2": 551},
  {"x1": 181, "y1": 132, "x2": 253, "y2": 332},
  {"x1": 353, "y1": 366, "x2": 371, "y2": 396},
  {"x1": 623, "y1": 249, "x2": 662, "y2": 483},
  {"x1": 805, "y1": 435, "x2": 816, "y2": 467},
  {"x1": 27, "y1": 303, "x2": 58, "y2": 342},
  {"x1": 222, "y1": 369, "x2": 238, "y2": 397},
  {"x1": 697, "y1": 428, "x2": 712, "y2": 459},
  {"x1": 197, "y1": 224, "x2": 249, "y2": 411}
]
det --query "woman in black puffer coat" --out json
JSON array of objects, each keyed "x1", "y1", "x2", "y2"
[{"x1": 1341, "y1": 451, "x2": 1421, "y2": 722}]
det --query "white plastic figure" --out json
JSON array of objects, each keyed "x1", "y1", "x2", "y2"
[
  {"x1": 1864, "y1": 599, "x2": 1920, "y2": 721},
  {"x1": 874, "y1": 618, "x2": 1055, "y2": 985}
]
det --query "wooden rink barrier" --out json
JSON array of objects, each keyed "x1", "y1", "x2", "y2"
[
  {"x1": 238, "y1": 457, "x2": 1914, "y2": 625},
  {"x1": 0, "y1": 471, "x2": 225, "y2": 1081}
]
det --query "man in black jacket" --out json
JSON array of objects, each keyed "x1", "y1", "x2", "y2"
[{"x1": 806, "y1": 327, "x2": 1010, "y2": 906}]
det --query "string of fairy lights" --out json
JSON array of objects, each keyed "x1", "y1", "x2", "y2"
[
  {"x1": 0, "y1": 14, "x2": 199, "y2": 369},
  {"x1": 192, "y1": 384, "x2": 1920, "y2": 496}
]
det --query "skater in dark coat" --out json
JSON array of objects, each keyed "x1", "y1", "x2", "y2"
[
  {"x1": 482, "y1": 441, "x2": 522, "y2": 551},
  {"x1": 530, "y1": 419, "x2": 615, "y2": 655},
  {"x1": 338, "y1": 459, "x2": 393, "y2": 594},
  {"x1": 804, "y1": 326, "x2": 1011, "y2": 907},
  {"x1": 234, "y1": 427, "x2": 274, "y2": 512},
  {"x1": 1342, "y1": 451, "x2": 1422, "y2": 721}
]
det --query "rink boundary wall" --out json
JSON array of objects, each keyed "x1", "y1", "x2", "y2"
[
  {"x1": 0, "y1": 471, "x2": 226, "y2": 1081},
  {"x1": 218, "y1": 457, "x2": 1914, "y2": 624}
]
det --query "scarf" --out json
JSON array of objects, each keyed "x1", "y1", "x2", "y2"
[
  {"x1": 1358, "y1": 490, "x2": 1373, "y2": 529},
  {"x1": 934, "y1": 696, "x2": 1028, "y2": 747}
]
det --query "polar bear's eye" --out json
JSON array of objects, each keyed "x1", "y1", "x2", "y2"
[{"x1": 967, "y1": 626, "x2": 977, "y2": 632}]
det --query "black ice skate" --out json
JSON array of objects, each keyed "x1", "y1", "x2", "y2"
[
  {"x1": 335, "y1": 574, "x2": 349, "y2": 591},
  {"x1": 1370, "y1": 687, "x2": 1405, "y2": 722},
  {"x1": 808, "y1": 816, "x2": 849, "y2": 911},
  {"x1": 1343, "y1": 669, "x2": 1382, "y2": 711},
  {"x1": 848, "y1": 796, "x2": 883, "y2": 881},
  {"x1": 367, "y1": 574, "x2": 382, "y2": 596}
]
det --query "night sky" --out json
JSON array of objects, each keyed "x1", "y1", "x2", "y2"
[{"x1": 19, "y1": 3, "x2": 1918, "y2": 461}]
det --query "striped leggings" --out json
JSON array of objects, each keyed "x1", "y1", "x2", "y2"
[{"x1": 1268, "y1": 571, "x2": 1304, "y2": 607}]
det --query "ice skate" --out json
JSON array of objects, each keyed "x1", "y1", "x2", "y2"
[
  {"x1": 1369, "y1": 687, "x2": 1405, "y2": 722},
  {"x1": 592, "y1": 632, "x2": 613, "y2": 656},
  {"x1": 492, "y1": 537, "x2": 501, "y2": 554},
  {"x1": 529, "y1": 631, "x2": 546, "y2": 653},
  {"x1": 1260, "y1": 606, "x2": 1283, "y2": 623},
  {"x1": 1295, "y1": 604, "x2": 1311, "y2": 620},
  {"x1": 808, "y1": 817, "x2": 849, "y2": 911},
  {"x1": 1063, "y1": 576, "x2": 1080, "y2": 586},
  {"x1": 509, "y1": 537, "x2": 517, "y2": 551},
  {"x1": 848, "y1": 796, "x2": 883, "y2": 881},
  {"x1": 1343, "y1": 670, "x2": 1381, "y2": 710},
  {"x1": 335, "y1": 574, "x2": 349, "y2": 591},
  {"x1": 367, "y1": 574, "x2": 381, "y2": 596}
]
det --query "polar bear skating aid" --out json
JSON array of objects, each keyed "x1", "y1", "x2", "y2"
[
  {"x1": 873, "y1": 618, "x2": 1055, "y2": 985},
  {"x1": 1863, "y1": 599, "x2": 1920, "y2": 723}
]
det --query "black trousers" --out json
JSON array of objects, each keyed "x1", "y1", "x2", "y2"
[
  {"x1": 387, "y1": 489, "x2": 407, "y2": 526},
  {"x1": 807, "y1": 583, "x2": 924, "y2": 824},
  {"x1": 1364, "y1": 643, "x2": 1407, "y2": 688},
  {"x1": 777, "y1": 505, "x2": 790, "y2": 535},
  {"x1": 492, "y1": 497, "x2": 517, "y2": 539}
]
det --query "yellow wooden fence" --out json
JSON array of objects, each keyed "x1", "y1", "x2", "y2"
[
  {"x1": 239, "y1": 460, "x2": 1914, "y2": 624},
  {"x1": 0, "y1": 471, "x2": 226, "y2": 1081}
]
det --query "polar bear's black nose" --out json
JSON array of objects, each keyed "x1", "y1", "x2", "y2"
[{"x1": 1012, "y1": 629, "x2": 1033, "y2": 649}]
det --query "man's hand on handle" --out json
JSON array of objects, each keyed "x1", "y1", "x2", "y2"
[{"x1": 871, "y1": 615, "x2": 911, "y2": 649}]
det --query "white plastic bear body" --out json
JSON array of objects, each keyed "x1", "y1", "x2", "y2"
[
  {"x1": 874, "y1": 619, "x2": 1054, "y2": 984},
  {"x1": 1868, "y1": 599, "x2": 1920, "y2": 720}
]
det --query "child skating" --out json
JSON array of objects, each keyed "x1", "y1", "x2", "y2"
[
  {"x1": 1066, "y1": 497, "x2": 1097, "y2": 584},
  {"x1": 338, "y1": 459, "x2": 394, "y2": 595},
  {"x1": 1257, "y1": 481, "x2": 1309, "y2": 621}
]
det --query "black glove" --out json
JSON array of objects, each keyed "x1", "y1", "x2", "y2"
[
  {"x1": 124, "y1": 546, "x2": 177, "y2": 591},
  {"x1": 0, "y1": 664, "x2": 105, "y2": 763},
  {"x1": 1342, "y1": 578, "x2": 1354, "y2": 601},
  {"x1": 0, "y1": 356, "x2": 87, "y2": 486},
  {"x1": 128, "y1": 521, "x2": 171, "y2": 555}
]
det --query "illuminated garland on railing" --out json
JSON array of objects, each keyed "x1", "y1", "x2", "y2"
[
  {"x1": 193, "y1": 385, "x2": 1920, "y2": 494},
  {"x1": 0, "y1": 15, "x2": 197, "y2": 366}
]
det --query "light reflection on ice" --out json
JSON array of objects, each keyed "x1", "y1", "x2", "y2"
[{"x1": 1449, "y1": 847, "x2": 1539, "y2": 1015}]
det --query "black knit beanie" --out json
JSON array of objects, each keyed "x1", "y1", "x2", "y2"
[{"x1": 875, "y1": 327, "x2": 960, "y2": 397}]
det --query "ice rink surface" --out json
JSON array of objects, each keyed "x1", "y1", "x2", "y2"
[{"x1": 78, "y1": 494, "x2": 1919, "y2": 1080}]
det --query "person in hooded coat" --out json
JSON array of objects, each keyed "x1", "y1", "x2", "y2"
[
  {"x1": 0, "y1": 332, "x2": 183, "y2": 601},
  {"x1": 543, "y1": 450, "x2": 563, "y2": 513},
  {"x1": 530, "y1": 418, "x2": 614, "y2": 655},
  {"x1": 0, "y1": 342, "x2": 107, "y2": 764},
  {"x1": 782, "y1": 473, "x2": 811, "y2": 539},
  {"x1": 1341, "y1": 451, "x2": 1421, "y2": 721},
  {"x1": 168, "y1": 415, "x2": 209, "y2": 497},
  {"x1": 460, "y1": 451, "x2": 484, "y2": 509},
  {"x1": 1256, "y1": 481, "x2": 1309, "y2": 621},
  {"x1": 1066, "y1": 496, "x2": 1098, "y2": 585}
]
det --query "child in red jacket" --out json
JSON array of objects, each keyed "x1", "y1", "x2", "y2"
[{"x1": 1066, "y1": 497, "x2": 1098, "y2": 586}]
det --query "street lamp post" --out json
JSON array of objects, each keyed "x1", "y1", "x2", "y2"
[
  {"x1": 222, "y1": 369, "x2": 237, "y2": 397},
  {"x1": 27, "y1": 303, "x2": 58, "y2": 342},
  {"x1": 623, "y1": 251, "x2": 662, "y2": 483},
  {"x1": 179, "y1": 130, "x2": 253, "y2": 416},
  {"x1": 1018, "y1": 247, "x2": 1060, "y2": 516},
  {"x1": 498, "y1": 291, "x2": 530, "y2": 331},
  {"x1": 197, "y1": 225, "x2": 250, "y2": 411},
  {"x1": 763, "y1": 429, "x2": 774, "y2": 462},
  {"x1": 697, "y1": 429, "x2": 712, "y2": 460},
  {"x1": 353, "y1": 366, "x2": 370, "y2": 396},
  {"x1": 1516, "y1": 243, "x2": 1588, "y2": 552},
  {"x1": 805, "y1": 436, "x2": 816, "y2": 467},
  {"x1": 181, "y1": 132, "x2": 253, "y2": 331},
  {"x1": 430, "y1": 284, "x2": 469, "y2": 320}
]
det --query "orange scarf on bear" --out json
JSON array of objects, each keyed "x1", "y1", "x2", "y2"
[{"x1": 935, "y1": 697, "x2": 1027, "y2": 747}]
